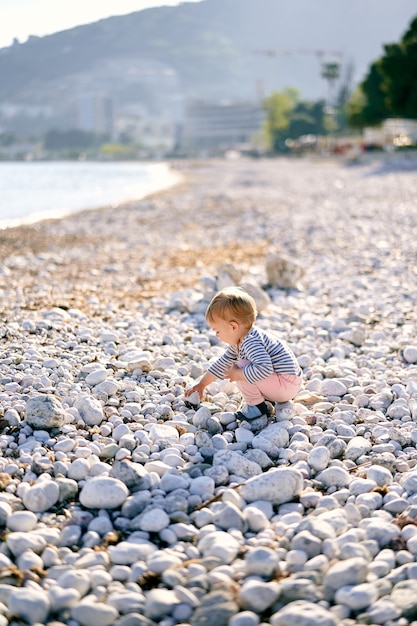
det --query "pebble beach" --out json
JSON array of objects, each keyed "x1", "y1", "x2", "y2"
[{"x1": 1, "y1": 154, "x2": 417, "y2": 626}]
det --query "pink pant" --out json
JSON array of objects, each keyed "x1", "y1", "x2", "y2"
[{"x1": 237, "y1": 359, "x2": 302, "y2": 405}]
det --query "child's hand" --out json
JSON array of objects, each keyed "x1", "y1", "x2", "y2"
[
  {"x1": 185, "y1": 371, "x2": 215, "y2": 399},
  {"x1": 185, "y1": 384, "x2": 203, "y2": 398},
  {"x1": 184, "y1": 390, "x2": 200, "y2": 408}
]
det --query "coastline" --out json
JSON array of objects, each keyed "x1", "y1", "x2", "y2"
[
  {"x1": 0, "y1": 160, "x2": 183, "y2": 230},
  {"x1": 0, "y1": 158, "x2": 268, "y2": 313},
  {"x1": 1, "y1": 156, "x2": 417, "y2": 624}
]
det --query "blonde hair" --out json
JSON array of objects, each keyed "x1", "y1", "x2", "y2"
[{"x1": 206, "y1": 287, "x2": 257, "y2": 327}]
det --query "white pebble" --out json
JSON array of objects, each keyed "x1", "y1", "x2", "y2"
[
  {"x1": 79, "y1": 476, "x2": 129, "y2": 509},
  {"x1": 8, "y1": 587, "x2": 50, "y2": 624}
]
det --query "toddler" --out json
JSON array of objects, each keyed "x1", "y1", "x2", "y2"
[{"x1": 185, "y1": 286, "x2": 302, "y2": 420}]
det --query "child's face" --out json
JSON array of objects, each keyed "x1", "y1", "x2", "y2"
[{"x1": 208, "y1": 316, "x2": 241, "y2": 346}]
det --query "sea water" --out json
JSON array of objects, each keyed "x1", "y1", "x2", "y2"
[{"x1": 0, "y1": 160, "x2": 181, "y2": 229}]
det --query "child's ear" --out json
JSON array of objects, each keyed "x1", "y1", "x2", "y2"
[{"x1": 229, "y1": 321, "x2": 238, "y2": 331}]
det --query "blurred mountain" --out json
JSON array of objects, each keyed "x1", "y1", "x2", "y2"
[{"x1": 0, "y1": 0, "x2": 416, "y2": 131}]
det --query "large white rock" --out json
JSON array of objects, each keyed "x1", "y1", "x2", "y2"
[
  {"x1": 119, "y1": 349, "x2": 153, "y2": 372},
  {"x1": 198, "y1": 530, "x2": 240, "y2": 564},
  {"x1": 71, "y1": 597, "x2": 119, "y2": 626},
  {"x1": 6, "y1": 531, "x2": 47, "y2": 557},
  {"x1": 79, "y1": 476, "x2": 129, "y2": 509},
  {"x1": 323, "y1": 557, "x2": 368, "y2": 591},
  {"x1": 8, "y1": 587, "x2": 50, "y2": 624},
  {"x1": 85, "y1": 368, "x2": 108, "y2": 385},
  {"x1": 403, "y1": 345, "x2": 417, "y2": 364},
  {"x1": 22, "y1": 479, "x2": 60, "y2": 513},
  {"x1": 108, "y1": 540, "x2": 157, "y2": 565},
  {"x1": 315, "y1": 466, "x2": 351, "y2": 488},
  {"x1": 344, "y1": 436, "x2": 372, "y2": 461},
  {"x1": 266, "y1": 252, "x2": 305, "y2": 289},
  {"x1": 238, "y1": 468, "x2": 303, "y2": 505},
  {"x1": 145, "y1": 589, "x2": 180, "y2": 620},
  {"x1": 48, "y1": 585, "x2": 81, "y2": 612},
  {"x1": 251, "y1": 423, "x2": 289, "y2": 458},
  {"x1": 137, "y1": 508, "x2": 170, "y2": 532},
  {"x1": 75, "y1": 395, "x2": 105, "y2": 426},
  {"x1": 213, "y1": 450, "x2": 262, "y2": 478},
  {"x1": 148, "y1": 423, "x2": 180, "y2": 444},
  {"x1": 308, "y1": 446, "x2": 330, "y2": 471},
  {"x1": 321, "y1": 379, "x2": 348, "y2": 397},
  {"x1": 237, "y1": 579, "x2": 280, "y2": 612}
]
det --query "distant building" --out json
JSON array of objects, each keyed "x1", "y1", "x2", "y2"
[
  {"x1": 76, "y1": 96, "x2": 113, "y2": 135},
  {"x1": 364, "y1": 118, "x2": 417, "y2": 149},
  {"x1": 180, "y1": 100, "x2": 264, "y2": 154},
  {"x1": 115, "y1": 103, "x2": 176, "y2": 152}
]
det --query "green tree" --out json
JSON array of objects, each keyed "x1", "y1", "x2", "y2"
[
  {"x1": 347, "y1": 63, "x2": 390, "y2": 128},
  {"x1": 44, "y1": 129, "x2": 108, "y2": 150},
  {"x1": 379, "y1": 17, "x2": 417, "y2": 118},
  {"x1": 262, "y1": 88, "x2": 299, "y2": 152},
  {"x1": 347, "y1": 16, "x2": 417, "y2": 128},
  {"x1": 262, "y1": 90, "x2": 342, "y2": 152},
  {"x1": 287, "y1": 100, "x2": 327, "y2": 138}
]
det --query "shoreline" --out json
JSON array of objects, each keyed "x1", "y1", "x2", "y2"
[{"x1": 0, "y1": 160, "x2": 184, "y2": 231}]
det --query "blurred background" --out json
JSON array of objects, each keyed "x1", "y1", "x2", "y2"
[{"x1": 0, "y1": 0, "x2": 416, "y2": 160}]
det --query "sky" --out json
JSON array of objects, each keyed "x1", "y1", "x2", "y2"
[{"x1": 0, "y1": 0, "x2": 203, "y2": 48}]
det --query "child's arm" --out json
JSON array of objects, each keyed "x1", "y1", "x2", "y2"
[{"x1": 225, "y1": 365, "x2": 245, "y2": 382}]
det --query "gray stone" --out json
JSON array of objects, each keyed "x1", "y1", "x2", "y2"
[
  {"x1": 251, "y1": 423, "x2": 290, "y2": 458},
  {"x1": 244, "y1": 546, "x2": 279, "y2": 577},
  {"x1": 190, "y1": 590, "x2": 239, "y2": 626},
  {"x1": 213, "y1": 450, "x2": 262, "y2": 478},
  {"x1": 114, "y1": 615, "x2": 155, "y2": 626},
  {"x1": 323, "y1": 557, "x2": 368, "y2": 591},
  {"x1": 265, "y1": 252, "x2": 305, "y2": 289},
  {"x1": 270, "y1": 600, "x2": 337, "y2": 626},
  {"x1": 56, "y1": 476, "x2": 78, "y2": 502},
  {"x1": 212, "y1": 501, "x2": 246, "y2": 531},
  {"x1": 391, "y1": 579, "x2": 417, "y2": 617},
  {"x1": 109, "y1": 460, "x2": 152, "y2": 491},
  {"x1": 237, "y1": 579, "x2": 280, "y2": 612},
  {"x1": 334, "y1": 582, "x2": 378, "y2": 611},
  {"x1": 290, "y1": 530, "x2": 322, "y2": 558},
  {"x1": 25, "y1": 394, "x2": 65, "y2": 429}
]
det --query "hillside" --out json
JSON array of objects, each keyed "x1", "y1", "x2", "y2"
[{"x1": 0, "y1": 0, "x2": 416, "y2": 135}]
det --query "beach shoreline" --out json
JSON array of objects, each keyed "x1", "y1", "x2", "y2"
[
  {"x1": 0, "y1": 158, "x2": 272, "y2": 315},
  {"x1": 0, "y1": 160, "x2": 184, "y2": 231}
]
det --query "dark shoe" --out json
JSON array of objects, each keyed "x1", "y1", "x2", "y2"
[{"x1": 235, "y1": 401, "x2": 273, "y2": 421}]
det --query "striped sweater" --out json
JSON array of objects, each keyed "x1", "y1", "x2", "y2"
[{"x1": 208, "y1": 326, "x2": 302, "y2": 384}]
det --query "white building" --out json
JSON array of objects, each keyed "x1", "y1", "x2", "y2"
[
  {"x1": 76, "y1": 96, "x2": 113, "y2": 135},
  {"x1": 180, "y1": 100, "x2": 265, "y2": 154}
]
